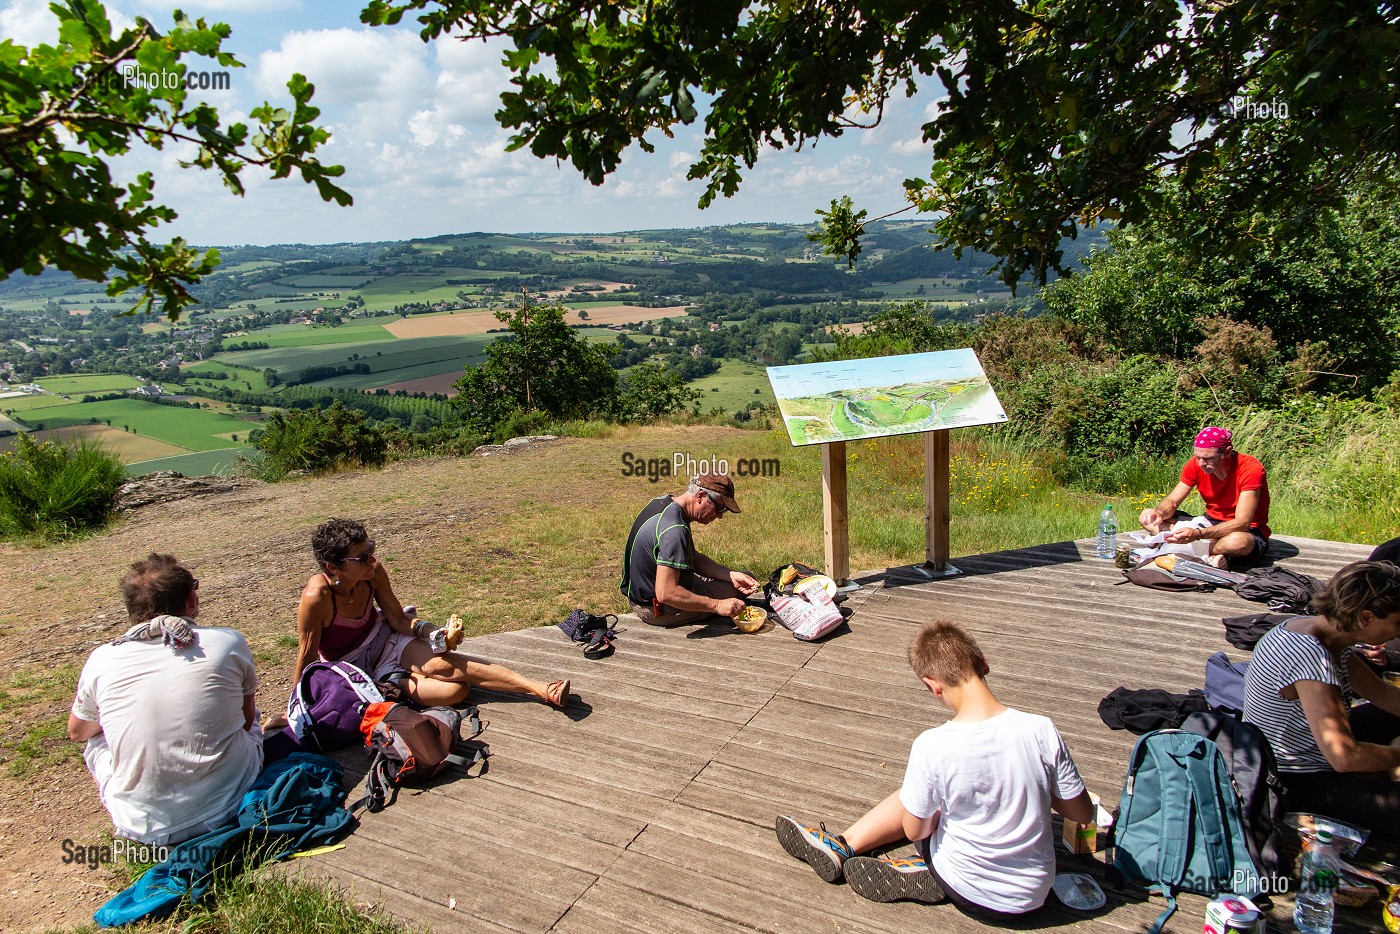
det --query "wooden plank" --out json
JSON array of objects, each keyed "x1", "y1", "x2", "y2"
[
  {"x1": 555, "y1": 877, "x2": 762, "y2": 934},
  {"x1": 823, "y1": 440, "x2": 850, "y2": 585},
  {"x1": 302, "y1": 829, "x2": 572, "y2": 932}
]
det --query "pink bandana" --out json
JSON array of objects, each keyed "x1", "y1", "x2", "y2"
[{"x1": 1194, "y1": 426, "x2": 1233, "y2": 448}]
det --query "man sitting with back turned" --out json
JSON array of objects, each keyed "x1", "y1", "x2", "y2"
[
  {"x1": 68, "y1": 554, "x2": 264, "y2": 845},
  {"x1": 1138, "y1": 425, "x2": 1271, "y2": 568},
  {"x1": 620, "y1": 473, "x2": 761, "y2": 630}
]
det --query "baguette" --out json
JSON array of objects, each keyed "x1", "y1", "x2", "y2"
[{"x1": 444, "y1": 613, "x2": 465, "y2": 650}]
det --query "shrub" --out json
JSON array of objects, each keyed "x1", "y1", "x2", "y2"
[
  {"x1": 245, "y1": 403, "x2": 388, "y2": 481},
  {"x1": 0, "y1": 434, "x2": 126, "y2": 539}
]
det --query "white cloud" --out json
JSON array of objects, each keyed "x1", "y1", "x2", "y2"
[
  {"x1": 254, "y1": 28, "x2": 432, "y2": 110},
  {"x1": 0, "y1": 0, "x2": 55, "y2": 45},
  {"x1": 890, "y1": 135, "x2": 928, "y2": 156}
]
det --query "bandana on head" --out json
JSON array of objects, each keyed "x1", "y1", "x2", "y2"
[{"x1": 1194, "y1": 426, "x2": 1233, "y2": 448}]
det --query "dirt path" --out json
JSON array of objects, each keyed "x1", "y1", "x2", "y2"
[{"x1": 0, "y1": 425, "x2": 765, "y2": 932}]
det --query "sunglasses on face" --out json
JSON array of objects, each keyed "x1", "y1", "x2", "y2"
[
  {"x1": 343, "y1": 540, "x2": 377, "y2": 564},
  {"x1": 702, "y1": 490, "x2": 727, "y2": 513}
]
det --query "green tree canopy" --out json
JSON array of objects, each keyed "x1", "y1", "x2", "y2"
[
  {"x1": 451, "y1": 302, "x2": 619, "y2": 431},
  {"x1": 2, "y1": 0, "x2": 350, "y2": 319},
  {"x1": 362, "y1": 0, "x2": 1398, "y2": 284},
  {"x1": 1042, "y1": 180, "x2": 1400, "y2": 393}
]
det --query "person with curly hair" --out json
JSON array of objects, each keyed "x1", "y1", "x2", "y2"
[{"x1": 294, "y1": 518, "x2": 571, "y2": 708}]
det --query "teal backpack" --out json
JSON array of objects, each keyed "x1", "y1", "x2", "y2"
[{"x1": 1111, "y1": 730, "x2": 1263, "y2": 933}]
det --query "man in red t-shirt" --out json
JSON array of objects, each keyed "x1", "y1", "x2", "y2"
[{"x1": 1138, "y1": 426, "x2": 1271, "y2": 567}]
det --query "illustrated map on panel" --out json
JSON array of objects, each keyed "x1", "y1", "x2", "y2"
[{"x1": 767, "y1": 348, "x2": 1008, "y2": 446}]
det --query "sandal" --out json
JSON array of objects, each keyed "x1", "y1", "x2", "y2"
[
  {"x1": 545, "y1": 678, "x2": 571, "y2": 708},
  {"x1": 583, "y1": 629, "x2": 615, "y2": 660}
]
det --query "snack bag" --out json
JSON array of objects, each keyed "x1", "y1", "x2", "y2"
[{"x1": 770, "y1": 577, "x2": 843, "y2": 641}]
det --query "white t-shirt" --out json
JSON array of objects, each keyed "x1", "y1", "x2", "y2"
[
  {"x1": 71, "y1": 625, "x2": 263, "y2": 844},
  {"x1": 899, "y1": 708, "x2": 1086, "y2": 914}
]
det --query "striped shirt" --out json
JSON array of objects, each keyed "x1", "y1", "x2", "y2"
[{"x1": 1243, "y1": 624, "x2": 1354, "y2": 773}]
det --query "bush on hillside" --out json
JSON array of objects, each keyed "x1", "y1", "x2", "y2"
[
  {"x1": 0, "y1": 434, "x2": 126, "y2": 539},
  {"x1": 616, "y1": 363, "x2": 702, "y2": 423},
  {"x1": 245, "y1": 403, "x2": 388, "y2": 481}
]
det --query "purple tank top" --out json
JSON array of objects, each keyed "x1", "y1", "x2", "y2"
[{"x1": 318, "y1": 576, "x2": 378, "y2": 659}]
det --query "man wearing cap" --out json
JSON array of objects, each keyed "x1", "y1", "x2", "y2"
[
  {"x1": 620, "y1": 473, "x2": 761, "y2": 628},
  {"x1": 1138, "y1": 426, "x2": 1271, "y2": 567}
]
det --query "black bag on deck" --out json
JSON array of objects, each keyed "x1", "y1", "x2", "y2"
[
  {"x1": 1233, "y1": 567, "x2": 1321, "y2": 614},
  {"x1": 1221, "y1": 612, "x2": 1295, "y2": 650},
  {"x1": 1181, "y1": 709, "x2": 1286, "y2": 881},
  {"x1": 1098, "y1": 687, "x2": 1210, "y2": 734}
]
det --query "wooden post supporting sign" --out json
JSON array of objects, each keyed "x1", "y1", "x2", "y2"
[
  {"x1": 822, "y1": 441, "x2": 849, "y2": 586},
  {"x1": 924, "y1": 430, "x2": 951, "y2": 573}
]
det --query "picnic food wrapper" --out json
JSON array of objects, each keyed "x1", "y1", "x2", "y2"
[
  {"x1": 770, "y1": 578, "x2": 843, "y2": 641},
  {"x1": 1128, "y1": 517, "x2": 1212, "y2": 563}
]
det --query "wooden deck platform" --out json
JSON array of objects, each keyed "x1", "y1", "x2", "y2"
[{"x1": 294, "y1": 535, "x2": 1380, "y2": 933}]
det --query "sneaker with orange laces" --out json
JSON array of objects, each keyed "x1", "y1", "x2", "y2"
[
  {"x1": 775, "y1": 816, "x2": 853, "y2": 883},
  {"x1": 843, "y1": 854, "x2": 946, "y2": 904}
]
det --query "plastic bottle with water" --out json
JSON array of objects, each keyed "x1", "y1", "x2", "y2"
[
  {"x1": 1295, "y1": 829, "x2": 1341, "y2": 934},
  {"x1": 1095, "y1": 504, "x2": 1118, "y2": 559}
]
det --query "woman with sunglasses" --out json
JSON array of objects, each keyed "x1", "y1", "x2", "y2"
[
  {"x1": 294, "y1": 518, "x2": 571, "y2": 708},
  {"x1": 1243, "y1": 560, "x2": 1400, "y2": 835}
]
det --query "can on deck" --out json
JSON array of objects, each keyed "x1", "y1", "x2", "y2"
[{"x1": 1203, "y1": 895, "x2": 1265, "y2": 934}]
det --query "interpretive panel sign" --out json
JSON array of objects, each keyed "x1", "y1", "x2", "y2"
[{"x1": 768, "y1": 348, "x2": 1007, "y2": 446}]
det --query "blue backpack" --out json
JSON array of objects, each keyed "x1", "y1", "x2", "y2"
[{"x1": 1111, "y1": 730, "x2": 1263, "y2": 933}]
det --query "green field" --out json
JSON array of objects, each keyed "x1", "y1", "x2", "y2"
[
  {"x1": 34, "y1": 374, "x2": 144, "y2": 394},
  {"x1": 13, "y1": 399, "x2": 254, "y2": 451},
  {"x1": 181, "y1": 361, "x2": 271, "y2": 392},
  {"x1": 240, "y1": 322, "x2": 397, "y2": 348},
  {"x1": 126, "y1": 447, "x2": 252, "y2": 476},
  {"x1": 277, "y1": 275, "x2": 375, "y2": 288},
  {"x1": 356, "y1": 279, "x2": 483, "y2": 312},
  {"x1": 217, "y1": 334, "x2": 492, "y2": 381},
  {"x1": 686, "y1": 359, "x2": 774, "y2": 413}
]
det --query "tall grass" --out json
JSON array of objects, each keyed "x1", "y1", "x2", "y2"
[
  {"x1": 0, "y1": 434, "x2": 126, "y2": 540},
  {"x1": 1232, "y1": 400, "x2": 1400, "y2": 542},
  {"x1": 53, "y1": 863, "x2": 414, "y2": 934}
]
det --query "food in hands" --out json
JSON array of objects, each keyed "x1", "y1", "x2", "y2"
[{"x1": 444, "y1": 614, "x2": 465, "y2": 650}]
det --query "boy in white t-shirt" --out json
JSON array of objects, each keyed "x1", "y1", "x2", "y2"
[{"x1": 777, "y1": 620, "x2": 1093, "y2": 918}]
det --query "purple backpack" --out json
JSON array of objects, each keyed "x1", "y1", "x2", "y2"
[{"x1": 284, "y1": 660, "x2": 384, "y2": 751}]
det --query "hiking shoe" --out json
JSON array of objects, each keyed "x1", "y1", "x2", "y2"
[
  {"x1": 775, "y1": 816, "x2": 852, "y2": 883},
  {"x1": 843, "y1": 855, "x2": 946, "y2": 904}
]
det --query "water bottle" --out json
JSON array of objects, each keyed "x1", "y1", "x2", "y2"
[
  {"x1": 1095, "y1": 504, "x2": 1118, "y2": 558},
  {"x1": 1294, "y1": 829, "x2": 1341, "y2": 934}
]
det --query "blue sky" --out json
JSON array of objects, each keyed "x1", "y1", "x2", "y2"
[{"x1": 3, "y1": 0, "x2": 946, "y2": 246}]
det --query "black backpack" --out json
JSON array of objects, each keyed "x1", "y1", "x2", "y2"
[
  {"x1": 1233, "y1": 567, "x2": 1321, "y2": 613},
  {"x1": 1180, "y1": 709, "x2": 1286, "y2": 882},
  {"x1": 1221, "y1": 612, "x2": 1295, "y2": 650}
]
